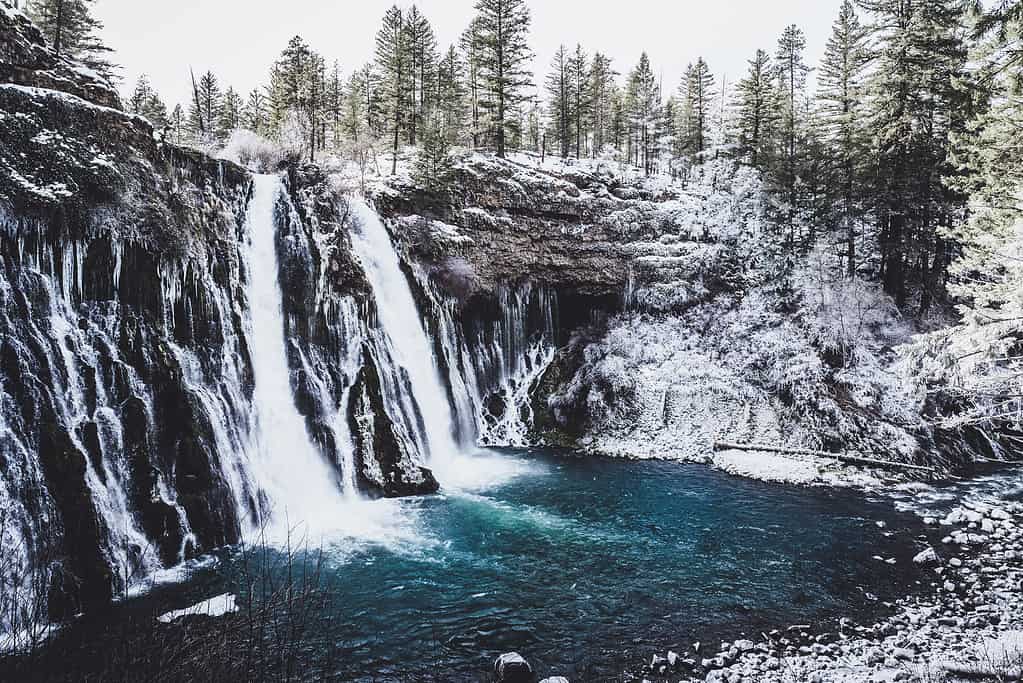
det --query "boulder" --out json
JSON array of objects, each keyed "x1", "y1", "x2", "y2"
[
  {"x1": 913, "y1": 547, "x2": 940, "y2": 566},
  {"x1": 494, "y1": 652, "x2": 533, "y2": 683}
]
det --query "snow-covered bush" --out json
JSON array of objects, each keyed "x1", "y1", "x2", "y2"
[
  {"x1": 276, "y1": 110, "x2": 310, "y2": 165},
  {"x1": 217, "y1": 129, "x2": 288, "y2": 172},
  {"x1": 795, "y1": 246, "x2": 909, "y2": 366}
]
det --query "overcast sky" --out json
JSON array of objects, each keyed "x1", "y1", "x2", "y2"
[{"x1": 95, "y1": 0, "x2": 843, "y2": 107}]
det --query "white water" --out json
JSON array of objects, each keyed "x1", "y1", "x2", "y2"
[
  {"x1": 242, "y1": 176, "x2": 426, "y2": 551},
  {"x1": 348, "y1": 200, "x2": 461, "y2": 470},
  {"x1": 243, "y1": 175, "x2": 348, "y2": 539}
]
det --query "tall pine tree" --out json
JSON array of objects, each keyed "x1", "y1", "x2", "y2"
[
  {"x1": 473, "y1": 0, "x2": 534, "y2": 157},
  {"x1": 818, "y1": 0, "x2": 872, "y2": 275},
  {"x1": 376, "y1": 6, "x2": 410, "y2": 173}
]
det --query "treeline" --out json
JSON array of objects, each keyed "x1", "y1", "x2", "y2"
[{"x1": 19, "y1": 0, "x2": 1023, "y2": 320}]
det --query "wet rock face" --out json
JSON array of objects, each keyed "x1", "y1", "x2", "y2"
[
  {"x1": 276, "y1": 167, "x2": 430, "y2": 497},
  {"x1": 0, "y1": 11, "x2": 255, "y2": 616},
  {"x1": 348, "y1": 348, "x2": 440, "y2": 498}
]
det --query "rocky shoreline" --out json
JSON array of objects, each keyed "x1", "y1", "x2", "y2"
[{"x1": 625, "y1": 484, "x2": 1023, "y2": 683}]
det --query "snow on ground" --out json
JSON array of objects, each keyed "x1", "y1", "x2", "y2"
[
  {"x1": 712, "y1": 449, "x2": 885, "y2": 488},
  {"x1": 157, "y1": 594, "x2": 238, "y2": 624}
]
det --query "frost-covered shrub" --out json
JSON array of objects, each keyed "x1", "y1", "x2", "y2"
[
  {"x1": 217, "y1": 129, "x2": 287, "y2": 172},
  {"x1": 276, "y1": 110, "x2": 309, "y2": 165},
  {"x1": 548, "y1": 327, "x2": 643, "y2": 428},
  {"x1": 795, "y1": 247, "x2": 909, "y2": 365}
]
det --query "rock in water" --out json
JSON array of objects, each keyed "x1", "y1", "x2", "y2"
[
  {"x1": 494, "y1": 652, "x2": 533, "y2": 682},
  {"x1": 538, "y1": 678, "x2": 569, "y2": 683},
  {"x1": 914, "y1": 547, "x2": 940, "y2": 565}
]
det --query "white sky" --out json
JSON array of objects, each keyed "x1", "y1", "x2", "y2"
[{"x1": 94, "y1": 0, "x2": 842, "y2": 107}]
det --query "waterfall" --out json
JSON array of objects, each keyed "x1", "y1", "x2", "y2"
[
  {"x1": 242, "y1": 175, "x2": 346, "y2": 538},
  {"x1": 420, "y1": 277, "x2": 558, "y2": 449},
  {"x1": 348, "y1": 200, "x2": 461, "y2": 468}
]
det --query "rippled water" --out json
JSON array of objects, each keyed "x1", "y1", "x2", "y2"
[{"x1": 153, "y1": 449, "x2": 932, "y2": 681}]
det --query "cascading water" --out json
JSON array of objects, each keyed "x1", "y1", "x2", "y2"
[
  {"x1": 242, "y1": 175, "x2": 348, "y2": 538},
  {"x1": 348, "y1": 200, "x2": 461, "y2": 469},
  {"x1": 415, "y1": 272, "x2": 559, "y2": 449}
]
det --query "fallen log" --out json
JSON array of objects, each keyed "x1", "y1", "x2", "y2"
[{"x1": 712, "y1": 441, "x2": 937, "y2": 474}]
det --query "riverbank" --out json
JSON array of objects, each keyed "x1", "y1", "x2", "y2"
[{"x1": 631, "y1": 468, "x2": 1023, "y2": 683}]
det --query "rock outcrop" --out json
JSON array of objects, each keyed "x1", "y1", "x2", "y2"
[{"x1": 0, "y1": 5, "x2": 120, "y2": 109}]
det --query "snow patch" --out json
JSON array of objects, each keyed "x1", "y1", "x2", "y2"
[{"x1": 157, "y1": 594, "x2": 238, "y2": 623}]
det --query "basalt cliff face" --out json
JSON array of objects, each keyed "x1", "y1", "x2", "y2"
[{"x1": 1, "y1": 19, "x2": 253, "y2": 615}]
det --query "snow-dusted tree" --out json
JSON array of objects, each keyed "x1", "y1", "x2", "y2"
[
  {"x1": 817, "y1": 0, "x2": 872, "y2": 276},
  {"x1": 588, "y1": 52, "x2": 617, "y2": 156},
  {"x1": 525, "y1": 96, "x2": 543, "y2": 153},
  {"x1": 128, "y1": 74, "x2": 168, "y2": 128},
  {"x1": 734, "y1": 49, "x2": 792, "y2": 295},
  {"x1": 344, "y1": 65, "x2": 380, "y2": 188},
  {"x1": 218, "y1": 86, "x2": 243, "y2": 141},
  {"x1": 169, "y1": 103, "x2": 186, "y2": 145},
  {"x1": 734, "y1": 49, "x2": 777, "y2": 170},
  {"x1": 414, "y1": 110, "x2": 455, "y2": 191},
  {"x1": 686, "y1": 58, "x2": 716, "y2": 159},
  {"x1": 244, "y1": 89, "x2": 268, "y2": 134},
  {"x1": 903, "y1": 2, "x2": 1023, "y2": 427},
  {"x1": 325, "y1": 60, "x2": 344, "y2": 149},
  {"x1": 771, "y1": 24, "x2": 812, "y2": 251},
  {"x1": 460, "y1": 17, "x2": 486, "y2": 149},
  {"x1": 435, "y1": 45, "x2": 467, "y2": 145},
  {"x1": 189, "y1": 70, "x2": 222, "y2": 147},
  {"x1": 27, "y1": 0, "x2": 115, "y2": 77},
  {"x1": 268, "y1": 36, "x2": 315, "y2": 132},
  {"x1": 859, "y1": 0, "x2": 971, "y2": 311},
  {"x1": 473, "y1": 0, "x2": 534, "y2": 157},
  {"x1": 625, "y1": 52, "x2": 660, "y2": 175},
  {"x1": 568, "y1": 44, "x2": 591, "y2": 158},
  {"x1": 405, "y1": 5, "x2": 438, "y2": 146},
  {"x1": 545, "y1": 45, "x2": 572, "y2": 158},
  {"x1": 376, "y1": 5, "x2": 410, "y2": 174}
]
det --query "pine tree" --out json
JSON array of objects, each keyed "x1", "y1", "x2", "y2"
[
  {"x1": 545, "y1": 45, "x2": 572, "y2": 158},
  {"x1": 436, "y1": 45, "x2": 468, "y2": 145},
  {"x1": 244, "y1": 89, "x2": 268, "y2": 134},
  {"x1": 625, "y1": 53, "x2": 660, "y2": 175},
  {"x1": 589, "y1": 53, "x2": 617, "y2": 157},
  {"x1": 189, "y1": 70, "x2": 222, "y2": 147},
  {"x1": 219, "y1": 87, "x2": 243, "y2": 140},
  {"x1": 735, "y1": 49, "x2": 778, "y2": 170},
  {"x1": 818, "y1": 0, "x2": 872, "y2": 275},
  {"x1": 568, "y1": 44, "x2": 591, "y2": 158},
  {"x1": 859, "y1": 0, "x2": 972, "y2": 310},
  {"x1": 27, "y1": 0, "x2": 115, "y2": 78},
  {"x1": 343, "y1": 69, "x2": 369, "y2": 144},
  {"x1": 128, "y1": 74, "x2": 168, "y2": 128},
  {"x1": 460, "y1": 17, "x2": 486, "y2": 149},
  {"x1": 414, "y1": 110, "x2": 455, "y2": 191},
  {"x1": 169, "y1": 104, "x2": 186, "y2": 145},
  {"x1": 376, "y1": 5, "x2": 410, "y2": 174},
  {"x1": 406, "y1": 5, "x2": 438, "y2": 146},
  {"x1": 473, "y1": 0, "x2": 534, "y2": 157},
  {"x1": 773, "y1": 25, "x2": 812, "y2": 252},
  {"x1": 679, "y1": 57, "x2": 716, "y2": 165},
  {"x1": 325, "y1": 61, "x2": 345, "y2": 150}
]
